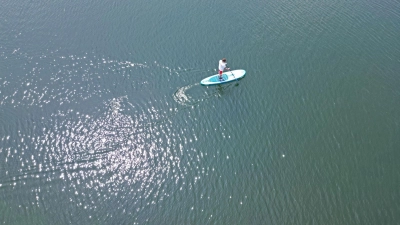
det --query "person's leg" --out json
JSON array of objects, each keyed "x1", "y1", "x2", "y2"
[{"x1": 219, "y1": 70, "x2": 223, "y2": 79}]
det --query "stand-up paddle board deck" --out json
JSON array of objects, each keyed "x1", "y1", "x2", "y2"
[{"x1": 200, "y1": 69, "x2": 246, "y2": 86}]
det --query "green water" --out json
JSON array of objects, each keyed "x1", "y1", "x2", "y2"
[{"x1": 1, "y1": 0, "x2": 400, "y2": 224}]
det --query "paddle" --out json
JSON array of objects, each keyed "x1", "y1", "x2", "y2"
[{"x1": 230, "y1": 69, "x2": 238, "y2": 81}]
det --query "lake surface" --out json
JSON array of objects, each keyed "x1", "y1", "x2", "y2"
[{"x1": 1, "y1": 0, "x2": 400, "y2": 224}]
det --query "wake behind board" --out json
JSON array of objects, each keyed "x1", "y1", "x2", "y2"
[{"x1": 200, "y1": 69, "x2": 246, "y2": 86}]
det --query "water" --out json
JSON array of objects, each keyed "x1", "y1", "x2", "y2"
[{"x1": 1, "y1": 0, "x2": 400, "y2": 224}]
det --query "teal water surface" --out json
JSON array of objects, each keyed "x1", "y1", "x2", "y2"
[{"x1": 1, "y1": 0, "x2": 400, "y2": 224}]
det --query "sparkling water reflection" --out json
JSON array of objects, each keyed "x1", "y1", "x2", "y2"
[
  {"x1": 1, "y1": 0, "x2": 400, "y2": 223},
  {"x1": 0, "y1": 50, "x2": 205, "y2": 223}
]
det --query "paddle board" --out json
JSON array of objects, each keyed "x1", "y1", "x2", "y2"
[{"x1": 200, "y1": 69, "x2": 246, "y2": 86}]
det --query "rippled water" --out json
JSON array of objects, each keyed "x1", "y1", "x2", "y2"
[
  {"x1": 1, "y1": 0, "x2": 400, "y2": 224},
  {"x1": 0, "y1": 50, "x2": 208, "y2": 223}
]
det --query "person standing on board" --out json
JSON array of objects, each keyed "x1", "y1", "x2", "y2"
[{"x1": 218, "y1": 58, "x2": 230, "y2": 80}]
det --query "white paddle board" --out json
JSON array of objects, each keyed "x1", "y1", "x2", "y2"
[{"x1": 200, "y1": 69, "x2": 246, "y2": 86}]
